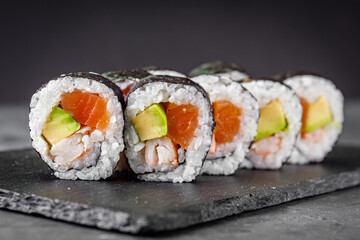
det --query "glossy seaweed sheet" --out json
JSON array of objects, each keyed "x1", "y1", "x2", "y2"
[{"x1": 0, "y1": 146, "x2": 360, "y2": 234}]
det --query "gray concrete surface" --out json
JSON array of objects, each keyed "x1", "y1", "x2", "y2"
[{"x1": 0, "y1": 101, "x2": 359, "y2": 239}]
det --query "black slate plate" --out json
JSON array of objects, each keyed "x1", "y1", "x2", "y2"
[{"x1": 0, "y1": 146, "x2": 360, "y2": 234}]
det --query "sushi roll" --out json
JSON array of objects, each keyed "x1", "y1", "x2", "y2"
[
  {"x1": 124, "y1": 75, "x2": 215, "y2": 182},
  {"x1": 103, "y1": 67, "x2": 186, "y2": 97},
  {"x1": 191, "y1": 75, "x2": 259, "y2": 175},
  {"x1": 189, "y1": 61, "x2": 249, "y2": 82},
  {"x1": 275, "y1": 72, "x2": 344, "y2": 164},
  {"x1": 103, "y1": 69, "x2": 151, "y2": 172},
  {"x1": 143, "y1": 66, "x2": 187, "y2": 78},
  {"x1": 29, "y1": 72, "x2": 125, "y2": 180},
  {"x1": 103, "y1": 69, "x2": 150, "y2": 97},
  {"x1": 103, "y1": 68, "x2": 187, "y2": 173},
  {"x1": 242, "y1": 79, "x2": 302, "y2": 169}
]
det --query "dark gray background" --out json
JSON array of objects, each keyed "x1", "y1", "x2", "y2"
[{"x1": 1, "y1": 0, "x2": 359, "y2": 103}]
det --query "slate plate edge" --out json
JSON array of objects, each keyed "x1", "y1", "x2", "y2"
[
  {"x1": 1, "y1": 170, "x2": 359, "y2": 234},
  {"x1": 0, "y1": 188, "x2": 148, "y2": 234},
  {"x1": 144, "y1": 170, "x2": 360, "y2": 232}
]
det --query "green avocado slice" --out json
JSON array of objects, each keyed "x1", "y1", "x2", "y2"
[
  {"x1": 42, "y1": 106, "x2": 81, "y2": 145},
  {"x1": 254, "y1": 99, "x2": 287, "y2": 142},
  {"x1": 302, "y1": 96, "x2": 333, "y2": 133},
  {"x1": 132, "y1": 103, "x2": 167, "y2": 141}
]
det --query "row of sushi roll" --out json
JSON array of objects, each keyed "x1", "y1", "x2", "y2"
[{"x1": 29, "y1": 62, "x2": 344, "y2": 182}]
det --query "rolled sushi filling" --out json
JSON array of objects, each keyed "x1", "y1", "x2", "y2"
[
  {"x1": 250, "y1": 99, "x2": 288, "y2": 156},
  {"x1": 125, "y1": 79, "x2": 213, "y2": 181},
  {"x1": 243, "y1": 80, "x2": 302, "y2": 169},
  {"x1": 41, "y1": 90, "x2": 111, "y2": 170},
  {"x1": 299, "y1": 96, "x2": 333, "y2": 142},
  {"x1": 283, "y1": 75, "x2": 344, "y2": 162},
  {"x1": 295, "y1": 95, "x2": 340, "y2": 161},
  {"x1": 190, "y1": 75, "x2": 259, "y2": 174},
  {"x1": 130, "y1": 102, "x2": 199, "y2": 172},
  {"x1": 208, "y1": 100, "x2": 242, "y2": 156}
]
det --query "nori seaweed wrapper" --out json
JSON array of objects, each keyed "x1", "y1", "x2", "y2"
[
  {"x1": 103, "y1": 69, "x2": 150, "y2": 83},
  {"x1": 189, "y1": 61, "x2": 248, "y2": 77},
  {"x1": 142, "y1": 65, "x2": 175, "y2": 71}
]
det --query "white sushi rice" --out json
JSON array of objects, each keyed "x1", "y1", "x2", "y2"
[
  {"x1": 242, "y1": 80, "x2": 302, "y2": 169},
  {"x1": 29, "y1": 74, "x2": 124, "y2": 180},
  {"x1": 113, "y1": 78, "x2": 134, "y2": 90},
  {"x1": 191, "y1": 75, "x2": 259, "y2": 175},
  {"x1": 147, "y1": 70, "x2": 187, "y2": 78},
  {"x1": 284, "y1": 75, "x2": 344, "y2": 163},
  {"x1": 125, "y1": 81, "x2": 213, "y2": 183}
]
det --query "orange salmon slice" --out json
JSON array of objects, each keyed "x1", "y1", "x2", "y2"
[
  {"x1": 213, "y1": 100, "x2": 242, "y2": 144},
  {"x1": 166, "y1": 103, "x2": 199, "y2": 149},
  {"x1": 61, "y1": 90, "x2": 109, "y2": 130}
]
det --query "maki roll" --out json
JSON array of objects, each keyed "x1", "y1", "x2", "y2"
[
  {"x1": 103, "y1": 69, "x2": 151, "y2": 172},
  {"x1": 103, "y1": 67, "x2": 186, "y2": 97},
  {"x1": 191, "y1": 75, "x2": 259, "y2": 175},
  {"x1": 242, "y1": 79, "x2": 302, "y2": 169},
  {"x1": 275, "y1": 72, "x2": 344, "y2": 164},
  {"x1": 29, "y1": 73, "x2": 125, "y2": 180},
  {"x1": 124, "y1": 75, "x2": 215, "y2": 182},
  {"x1": 143, "y1": 66, "x2": 187, "y2": 78},
  {"x1": 189, "y1": 61, "x2": 249, "y2": 82},
  {"x1": 103, "y1": 69, "x2": 150, "y2": 97}
]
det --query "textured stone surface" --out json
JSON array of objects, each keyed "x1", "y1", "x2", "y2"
[
  {"x1": 1, "y1": 186, "x2": 360, "y2": 240},
  {"x1": 0, "y1": 146, "x2": 360, "y2": 234}
]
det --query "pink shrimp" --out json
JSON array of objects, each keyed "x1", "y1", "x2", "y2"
[
  {"x1": 302, "y1": 128, "x2": 323, "y2": 142},
  {"x1": 145, "y1": 137, "x2": 178, "y2": 167},
  {"x1": 251, "y1": 136, "x2": 281, "y2": 156},
  {"x1": 209, "y1": 135, "x2": 217, "y2": 154},
  {"x1": 50, "y1": 127, "x2": 104, "y2": 169}
]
